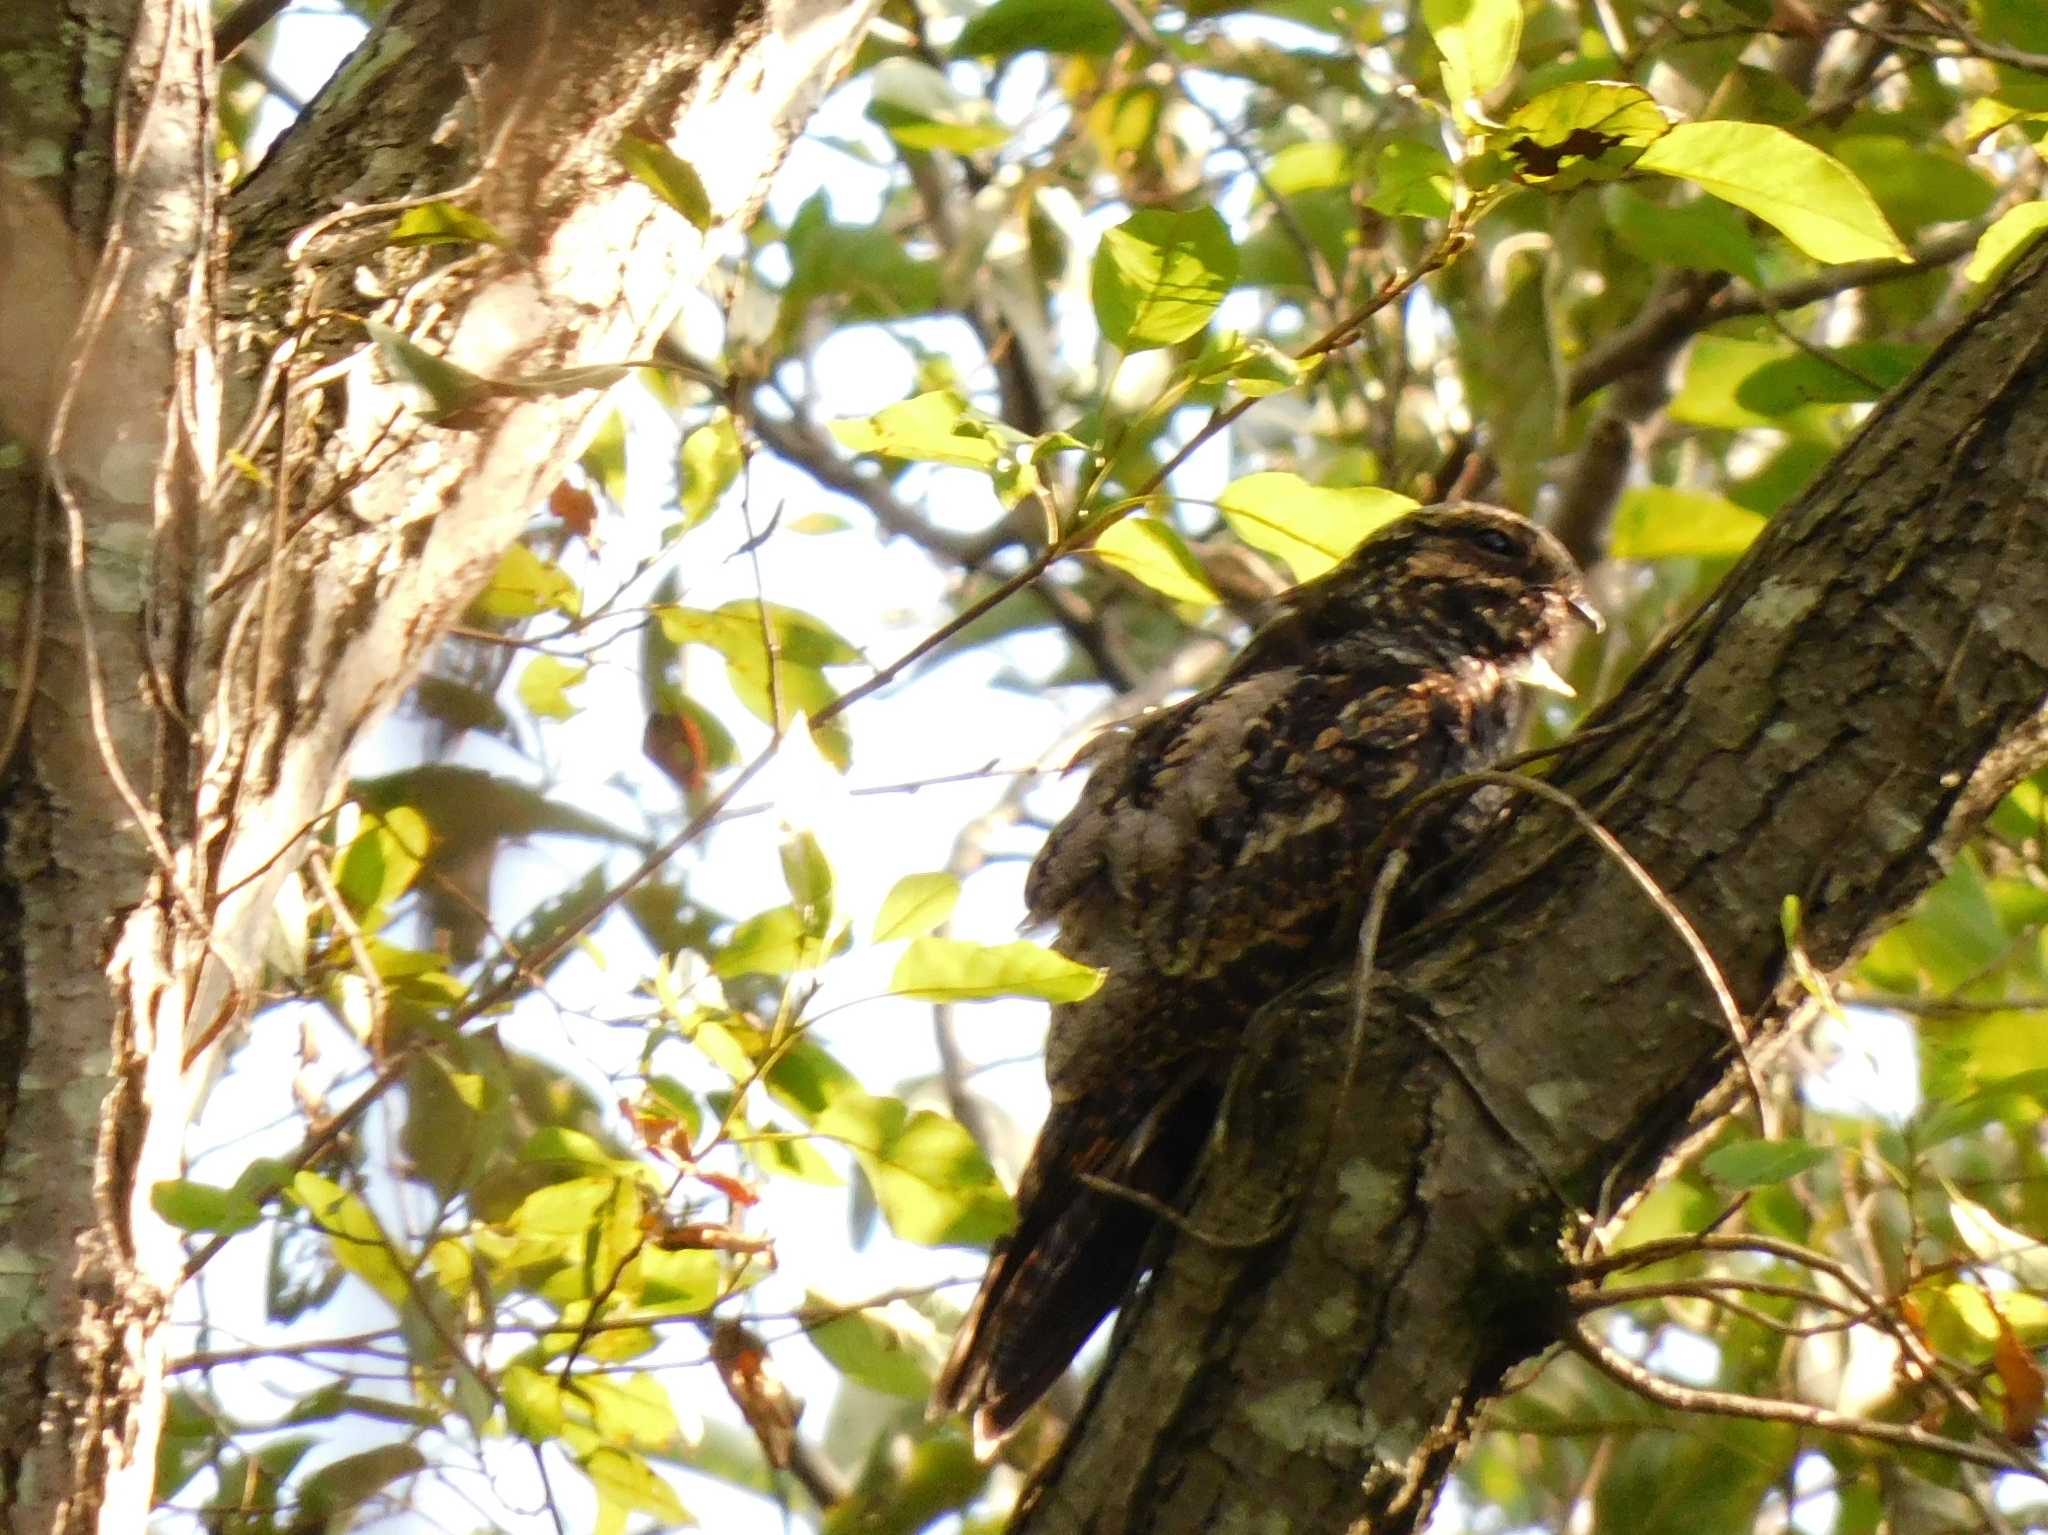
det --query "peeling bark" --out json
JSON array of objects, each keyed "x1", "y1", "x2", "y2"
[
  {"x1": 0, "y1": 2, "x2": 878, "y2": 1529},
  {"x1": 1015, "y1": 247, "x2": 2048, "y2": 1535}
]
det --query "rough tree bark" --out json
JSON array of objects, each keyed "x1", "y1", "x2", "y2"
[
  {"x1": 1016, "y1": 245, "x2": 2048, "y2": 1534},
  {"x1": 0, "y1": 2, "x2": 879, "y2": 1530}
]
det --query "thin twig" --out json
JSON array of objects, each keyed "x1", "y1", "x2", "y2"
[{"x1": 1568, "y1": 1321, "x2": 2043, "y2": 1480}]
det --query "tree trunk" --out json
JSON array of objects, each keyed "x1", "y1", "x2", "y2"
[
  {"x1": 1015, "y1": 245, "x2": 2048, "y2": 1533},
  {"x1": 0, "y1": 2, "x2": 878, "y2": 1529}
]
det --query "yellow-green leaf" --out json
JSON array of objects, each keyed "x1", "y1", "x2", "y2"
[
  {"x1": 1091, "y1": 207, "x2": 1238, "y2": 352},
  {"x1": 388, "y1": 201, "x2": 506, "y2": 248},
  {"x1": 813, "y1": 1092, "x2": 1015, "y2": 1246},
  {"x1": 1089, "y1": 516, "x2": 1219, "y2": 606},
  {"x1": 473, "y1": 543, "x2": 581, "y2": 620},
  {"x1": 334, "y1": 806, "x2": 430, "y2": 920},
  {"x1": 1966, "y1": 201, "x2": 2048, "y2": 284},
  {"x1": 1218, "y1": 473, "x2": 1416, "y2": 580},
  {"x1": 1610, "y1": 487, "x2": 1765, "y2": 561},
  {"x1": 891, "y1": 937, "x2": 1103, "y2": 1003},
  {"x1": 517, "y1": 656, "x2": 588, "y2": 721},
  {"x1": 678, "y1": 413, "x2": 741, "y2": 529},
  {"x1": 1424, "y1": 0, "x2": 1522, "y2": 110},
  {"x1": 1635, "y1": 122, "x2": 1907, "y2": 265},
  {"x1": 617, "y1": 136, "x2": 712, "y2": 230},
  {"x1": 288, "y1": 1171, "x2": 412, "y2": 1311},
  {"x1": 1493, "y1": 81, "x2": 1668, "y2": 188},
  {"x1": 803, "y1": 1294, "x2": 938, "y2": 1398},
  {"x1": 874, "y1": 872, "x2": 961, "y2": 943}
]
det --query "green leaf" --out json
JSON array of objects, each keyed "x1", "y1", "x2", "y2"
[
  {"x1": 617, "y1": 136, "x2": 713, "y2": 230},
  {"x1": 1669, "y1": 336, "x2": 1833, "y2": 438},
  {"x1": 1966, "y1": 201, "x2": 2048, "y2": 284},
  {"x1": 1733, "y1": 341, "x2": 1922, "y2": 412},
  {"x1": 813, "y1": 1093, "x2": 1014, "y2": 1246},
  {"x1": 295, "y1": 1444, "x2": 427, "y2": 1523},
  {"x1": 1088, "y1": 516, "x2": 1220, "y2": 605},
  {"x1": 1424, "y1": 0, "x2": 1522, "y2": 108},
  {"x1": 678, "y1": 413, "x2": 741, "y2": 530},
  {"x1": 1609, "y1": 487, "x2": 1765, "y2": 561},
  {"x1": 954, "y1": 0, "x2": 1122, "y2": 57},
  {"x1": 334, "y1": 806, "x2": 430, "y2": 919},
  {"x1": 1193, "y1": 331, "x2": 1306, "y2": 397},
  {"x1": 1493, "y1": 81, "x2": 1668, "y2": 187},
  {"x1": 1635, "y1": 121, "x2": 1907, "y2": 265},
  {"x1": 151, "y1": 1178, "x2": 262, "y2": 1234},
  {"x1": 780, "y1": 829, "x2": 835, "y2": 920},
  {"x1": 1217, "y1": 473, "x2": 1416, "y2": 580},
  {"x1": 868, "y1": 58, "x2": 1009, "y2": 153},
  {"x1": 472, "y1": 543, "x2": 582, "y2": 620},
  {"x1": 1364, "y1": 140, "x2": 1455, "y2": 219},
  {"x1": 1606, "y1": 186, "x2": 1759, "y2": 280},
  {"x1": 804, "y1": 1295, "x2": 937, "y2": 1398},
  {"x1": 287, "y1": 1171, "x2": 412, "y2": 1311},
  {"x1": 584, "y1": 1445, "x2": 689, "y2": 1527},
  {"x1": 715, "y1": 904, "x2": 827, "y2": 979},
  {"x1": 1701, "y1": 1137, "x2": 1828, "y2": 1187},
  {"x1": 830, "y1": 390, "x2": 1016, "y2": 471},
  {"x1": 891, "y1": 937, "x2": 1103, "y2": 1003},
  {"x1": 388, "y1": 201, "x2": 507, "y2": 248},
  {"x1": 655, "y1": 601, "x2": 858, "y2": 768},
  {"x1": 874, "y1": 872, "x2": 961, "y2": 943},
  {"x1": 517, "y1": 655, "x2": 588, "y2": 721},
  {"x1": 365, "y1": 320, "x2": 492, "y2": 423},
  {"x1": 1830, "y1": 135, "x2": 1996, "y2": 233},
  {"x1": 1091, "y1": 207, "x2": 1239, "y2": 352}
]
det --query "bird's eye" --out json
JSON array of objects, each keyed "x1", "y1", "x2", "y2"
[{"x1": 1471, "y1": 528, "x2": 1520, "y2": 558}]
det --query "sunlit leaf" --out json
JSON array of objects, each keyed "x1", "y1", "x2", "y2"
[
  {"x1": 287, "y1": 1171, "x2": 412, "y2": 1311},
  {"x1": 152, "y1": 1178, "x2": 262, "y2": 1234},
  {"x1": 1636, "y1": 122, "x2": 1907, "y2": 265},
  {"x1": 813, "y1": 1092, "x2": 1014, "y2": 1246},
  {"x1": 1609, "y1": 487, "x2": 1765, "y2": 561},
  {"x1": 891, "y1": 937, "x2": 1103, "y2": 1003},
  {"x1": 1365, "y1": 140, "x2": 1455, "y2": 219},
  {"x1": 517, "y1": 655, "x2": 588, "y2": 721},
  {"x1": 388, "y1": 201, "x2": 506, "y2": 248},
  {"x1": 1218, "y1": 473, "x2": 1416, "y2": 580},
  {"x1": 472, "y1": 542, "x2": 582, "y2": 620},
  {"x1": 1424, "y1": 0, "x2": 1522, "y2": 109},
  {"x1": 334, "y1": 806, "x2": 431, "y2": 920},
  {"x1": 803, "y1": 1295, "x2": 938, "y2": 1398},
  {"x1": 1966, "y1": 201, "x2": 2048, "y2": 284},
  {"x1": 1493, "y1": 81, "x2": 1667, "y2": 188},
  {"x1": 1091, "y1": 207, "x2": 1238, "y2": 352},
  {"x1": 617, "y1": 136, "x2": 713, "y2": 230},
  {"x1": 830, "y1": 390, "x2": 1014, "y2": 471},
  {"x1": 678, "y1": 413, "x2": 741, "y2": 530},
  {"x1": 868, "y1": 57, "x2": 1009, "y2": 152},
  {"x1": 715, "y1": 904, "x2": 828, "y2": 979},
  {"x1": 874, "y1": 872, "x2": 961, "y2": 943},
  {"x1": 1088, "y1": 516, "x2": 1219, "y2": 605}
]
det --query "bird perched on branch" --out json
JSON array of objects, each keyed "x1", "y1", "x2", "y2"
[{"x1": 932, "y1": 502, "x2": 1600, "y2": 1451}]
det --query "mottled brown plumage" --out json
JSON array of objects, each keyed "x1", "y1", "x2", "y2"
[{"x1": 933, "y1": 503, "x2": 1598, "y2": 1449}]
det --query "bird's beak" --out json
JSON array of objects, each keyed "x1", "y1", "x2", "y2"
[
  {"x1": 1569, "y1": 591, "x2": 1604, "y2": 634},
  {"x1": 1514, "y1": 651, "x2": 1578, "y2": 698}
]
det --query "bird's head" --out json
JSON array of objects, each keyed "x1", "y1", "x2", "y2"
[{"x1": 1265, "y1": 501, "x2": 1600, "y2": 689}]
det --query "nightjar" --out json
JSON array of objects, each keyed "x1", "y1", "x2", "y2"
[{"x1": 932, "y1": 503, "x2": 1600, "y2": 1450}]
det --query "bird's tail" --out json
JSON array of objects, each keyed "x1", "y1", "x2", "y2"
[{"x1": 932, "y1": 1075, "x2": 1217, "y2": 1452}]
